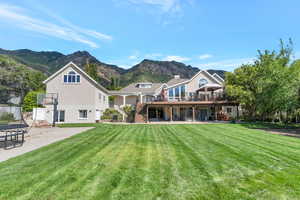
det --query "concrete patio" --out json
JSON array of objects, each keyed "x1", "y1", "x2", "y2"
[{"x1": 0, "y1": 127, "x2": 93, "y2": 162}]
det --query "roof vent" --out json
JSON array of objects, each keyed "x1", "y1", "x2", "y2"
[{"x1": 174, "y1": 75, "x2": 180, "y2": 79}]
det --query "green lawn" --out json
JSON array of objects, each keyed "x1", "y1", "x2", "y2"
[
  {"x1": 0, "y1": 120, "x2": 8, "y2": 125},
  {"x1": 1, "y1": 124, "x2": 300, "y2": 200}
]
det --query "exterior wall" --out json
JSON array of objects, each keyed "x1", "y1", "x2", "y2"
[
  {"x1": 45, "y1": 65, "x2": 109, "y2": 123},
  {"x1": 94, "y1": 90, "x2": 109, "y2": 120},
  {"x1": 113, "y1": 95, "x2": 138, "y2": 107},
  {"x1": 186, "y1": 71, "x2": 220, "y2": 93}
]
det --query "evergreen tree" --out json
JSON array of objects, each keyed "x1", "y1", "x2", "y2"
[{"x1": 85, "y1": 60, "x2": 100, "y2": 82}]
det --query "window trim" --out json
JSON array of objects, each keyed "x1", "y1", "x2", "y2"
[
  {"x1": 78, "y1": 110, "x2": 88, "y2": 120},
  {"x1": 63, "y1": 71, "x2": 81, "y2": 84}
]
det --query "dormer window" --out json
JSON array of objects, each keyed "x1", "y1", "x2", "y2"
[
  {"x1": 64, "y1": 71, "x2": 80, "y2": 83},
  {"x1": 136, "y1": 83, "x2": 152, "y2": 88}
]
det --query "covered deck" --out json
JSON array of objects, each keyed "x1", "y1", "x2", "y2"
[{"x1": 144, "y1": 101, "x2": 239, "y2": 122}]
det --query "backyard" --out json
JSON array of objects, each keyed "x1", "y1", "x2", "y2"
[{"x1": 0, "y1": 124, "x2": 300, "y2": 200}]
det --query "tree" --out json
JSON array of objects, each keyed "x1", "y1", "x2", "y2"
[
  {"x1": 109, "y1": 77, "x2": 121, "y2": 90},
  {"x1": 226, "y1": 39, "x2": 299, "y2": 121},
  {"x1": 85, "y1": 61, "x2": 100, "y2": 82}
]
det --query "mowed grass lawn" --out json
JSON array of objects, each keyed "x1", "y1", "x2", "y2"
[{"x1": 1, "y1": 124, "x2": 300, "y2": 200}]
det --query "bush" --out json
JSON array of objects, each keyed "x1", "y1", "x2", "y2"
[
  {"x1": 0, "y1": 112, "x2": 15, "y2": 121},
  {"x1": 123, "y1": 105, "x2": 135, "y2": 123},
  {"x1": 22, "y1": 91, "x2": 43, "y2": 112},
  {"x1": 101, "y1": 108, "x2": 123, "y2": 121}
]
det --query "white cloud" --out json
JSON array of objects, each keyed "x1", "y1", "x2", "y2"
[
  {"x1": 128, "y1": 0, "x2": 180, "y2": 13},
  {"x1": 128, "y1": 50, "x2": 140, "y2": 60},
  {"x1": 199, "y1": 54, "x2": 213, "y2": 60},
  {"x1": 114, "y1": 0, "x2": 194, "y2": 25},
  {"x1": 145, "y1": 53, "x2": 163, "y2": 59},
  {"x1": 165, "y1": 55, "x2": 190, "y2": 62},
  {"x1": 128, "y1": 55, "x2": 138, "y2": 60},
  {"x1": 199, "y1": 57, "x2": 255, "y2": 71},
  {"x1": 0, "y1": 3, "x2": 112, "y2": 48}
]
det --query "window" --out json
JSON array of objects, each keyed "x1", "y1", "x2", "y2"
[
  {"x1": 103, "y1": 95, "x2": 106, "y2": 102},
  {"x1": 55, "y1": 110, "x2": 65, "y2": 122},
  {"x1": 180, "y1": 85, "x2": 185, "y2": 98},
  {"x1": 137, "y1": 83, "x2": 152, "y2": 88},
  {"x1": 169, "y1": 88, "x2": 173, "y2": 97},
  {"x1": 64, "y1": 71, "x2": 80, "y2": 83},
  {"x1": 99, "y1": 93, "x2": 102, "y2": 102},
  {"x1": 175, "y1": 87, "x2": 180, "y2": 97},
  {"x1": 227, "y1": 107, "x2": 232, "y2": 113},
  {"x1": 79, "y1": 110, "x2": 88, "y2": 119},
  {"x1": 199, "y1": 78, "x2": 208, "y2": 87}
]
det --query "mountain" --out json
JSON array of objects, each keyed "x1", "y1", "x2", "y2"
[
  {"x1": 0, "y1": 48, "x2": 227, "y2": 88},
  {"x1": 52, "y1": 51, "x2": 125, "y2": 86},
  {"x1": 0, "y1": 48, "x2": 64, "y2": 74},
  {"x1": 120, "y1": 59, "x2": 200, "y2": 86}
]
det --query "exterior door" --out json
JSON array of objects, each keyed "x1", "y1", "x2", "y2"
[
  {"x1": 95, "y1": 110, "x2": 101, "y2": 121},
  {"x1": 199, "y1": 109, "x2": 208, "y2": 121}
]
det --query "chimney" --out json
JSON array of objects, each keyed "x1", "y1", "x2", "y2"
[{"x1": 174, "y1": 75, "x2": 180, "y2": 79}]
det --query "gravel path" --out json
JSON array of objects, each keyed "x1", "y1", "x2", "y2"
[{"x1": 0, "y1": 127, "x2": 94, "y2": 162}]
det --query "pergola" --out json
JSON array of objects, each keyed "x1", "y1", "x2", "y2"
[{"x1": 195, "y1": 84, "x2": 223, "y2": 101}]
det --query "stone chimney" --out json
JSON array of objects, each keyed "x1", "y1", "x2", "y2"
[{"x1": 174, "y1": 75, "x2": 180, "y2": 79}]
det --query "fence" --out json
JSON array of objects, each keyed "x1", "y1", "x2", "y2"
[{"x1": 0, "y1": 106, "x2": 21, "y2": 120}]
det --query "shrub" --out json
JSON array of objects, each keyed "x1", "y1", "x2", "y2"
[
  {"x1": 101, "y1": 108, "x2": 123, "y2": 121},
  {"x1": 123, "y1": 105, "x2": 135, "y2": 123},
  {"x1": 0, "y1": 112, "x2": 15, "y2": 121},
  {"x1": 22, "y1": 91, "x2": 43, "y2": 112}
]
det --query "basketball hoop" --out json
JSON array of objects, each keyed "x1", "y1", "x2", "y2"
[
  {"x1": 37, "y1": 93, "x2": 58, "y2": 127},
  {"x1": 37, "y1": 93, "x2": 58, "y2": 106}
]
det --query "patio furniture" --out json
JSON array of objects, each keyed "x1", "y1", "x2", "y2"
[{"x1": 0, "y1": 124, "x2": 28, "y2": 149}]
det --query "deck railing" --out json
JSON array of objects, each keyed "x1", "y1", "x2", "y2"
[{"x1": 152, "y1": 93, "x2": 227, "y2": 102}]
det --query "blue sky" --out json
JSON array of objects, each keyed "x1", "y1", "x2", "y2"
[{"x1": 0, "y1": 0, "x2": 299, "y2": 71}]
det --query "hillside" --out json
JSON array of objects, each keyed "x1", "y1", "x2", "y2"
[
  {"x1": 0, "y1": 48, "x2": 226, "y2": 88},
  {"x1": 120, "y1": 59, "x2": 200, "y2": 86},
  {"x1": 0, "y1": 54, "x2": 46, "y2": 104}
]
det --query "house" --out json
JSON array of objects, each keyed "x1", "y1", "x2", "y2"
[
  {"x1": 42, "y1": 62, "x2": 109, "y2": 123},
  {"x1": 110, "y1": 70, "x2": 239, "y2": 122},
  {"x1": 42, "y1": 62, "x2": 239, "y2": 124}
]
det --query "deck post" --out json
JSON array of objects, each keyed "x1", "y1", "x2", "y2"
[
  {"x1": 236, "y1": 105, "x2": 239, "y2": 121},
  {"x1": 146, "y1": 105, "x2": 149, "y2": 123},
  {"x1": 192, "y1": 106, "x2": 195, "y2": 122},
  {"x1": 205, "y1": 87, "x2": 208, "y2": 101},
  {"x1": 122, "y1": 95, "x2": 127, "y2": 107},
  {"x1": 155, "y1": 107, "x2": 158, "y2": 120},
  {"x1": 170, "y1": 106, "x2": 173, "y2": 122}
]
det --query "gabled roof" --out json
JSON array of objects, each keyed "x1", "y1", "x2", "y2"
[
  {"x1": 166, "y1": 70, "x2": 223, "y2": 89},
  {"x1": 110, "y1": 83, "x2": 165, "y2": 95},
  {"x1": 167, "y1": 78, "x2": 189, "y2": 87},
  {"x1": 43, "y1": 62, "x2": 109, "y2": 94},
  {"x1": 189, "y1": 70, "x2": 223, "y2": 85},
  {"x1": 212, "y1": 73, "x2": 225, "y2": 82}
]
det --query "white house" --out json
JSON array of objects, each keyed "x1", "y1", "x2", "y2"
[{"x1": 42, "y1": 62, "x2": 109, "y2": 124}]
